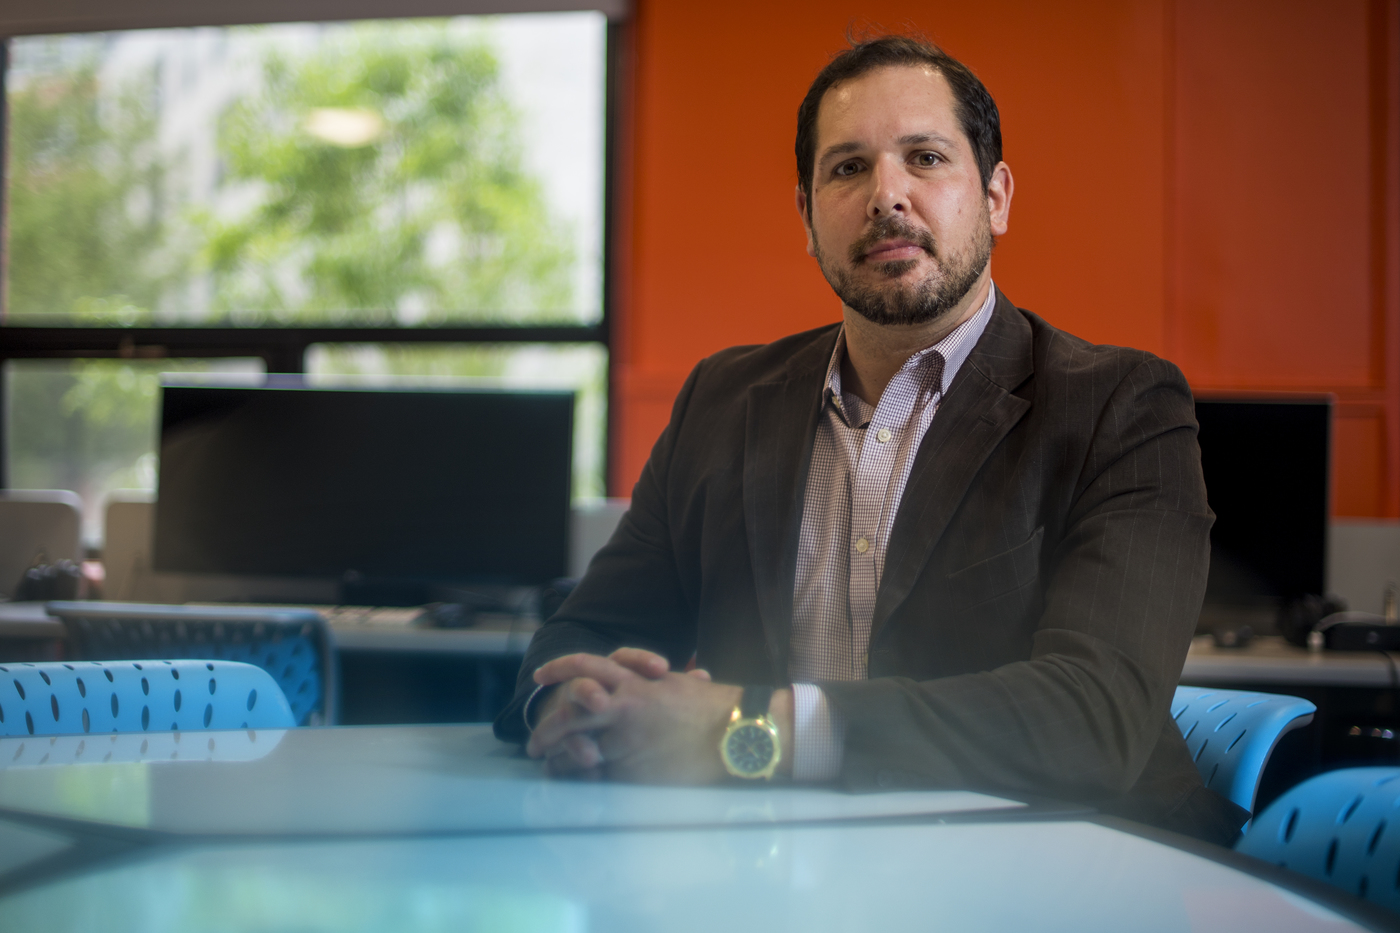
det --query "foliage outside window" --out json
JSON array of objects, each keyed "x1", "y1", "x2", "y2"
[
  {"x1": 6, "y1": 16, "x2": 604, "y2": 324},
  {"x1": 3, "y1": 16, "x2": 609, "y2": 542}
]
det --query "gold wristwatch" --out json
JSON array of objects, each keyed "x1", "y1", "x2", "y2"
[{"x1": 719, "y1": 685, "x2": 780, "y2": 779}]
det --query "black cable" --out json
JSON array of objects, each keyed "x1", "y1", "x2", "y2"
[
  {"x1": 1377, "y1": 648, "x2": 1398, "y2": 691},
  {"x1": 1370, "y1": 650, "x2": 1400, "y2": 757}
]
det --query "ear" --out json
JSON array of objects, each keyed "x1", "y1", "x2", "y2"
[
  {"x1": 986, "y1": 162, "x2": 1013, "y2": 237},
  {"x1": 795, "y1": 185, "x2": 817, "y2": 257}
]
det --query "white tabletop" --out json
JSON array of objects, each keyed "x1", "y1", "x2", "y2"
[
  {"x1": 0, "y1": 724, "x2": 1024, "y2": 837},
  {"x1": 0, "y1": 813, "x2": 1375, "y2": 932},
  {"x1": 0, "y1": 724, "x2": 1389, "y2": 932}
]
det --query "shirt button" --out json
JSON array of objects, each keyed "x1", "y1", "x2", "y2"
[
  {"x1": 855, "y1": 537, "x2": 870, "y2": 554},
  {"x1": 876, "y1": 428, "x2": 892, "y2": 444}
]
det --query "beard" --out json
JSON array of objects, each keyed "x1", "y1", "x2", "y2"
[{"x1": 812, "y1": 213, "x2": 992, "y2": 327}]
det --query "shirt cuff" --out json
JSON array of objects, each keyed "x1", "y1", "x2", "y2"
[{"x1": 791, "y1": 683, "x2": 844, "y2": 782}]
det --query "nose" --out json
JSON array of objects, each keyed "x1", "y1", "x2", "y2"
[{"x1": 867, "y1": 155, "x2": 907, "y2": 219}]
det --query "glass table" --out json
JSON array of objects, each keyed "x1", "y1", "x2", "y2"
[{"x1": 0, "y1": 724, "x2": 1391, "y2": 932}]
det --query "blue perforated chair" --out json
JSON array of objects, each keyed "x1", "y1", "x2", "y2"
[
  {"x1": 1238, "y1": 767, "x2": 1400, "y2": 914},
  {"x1": 47, "y1": 601, "x2": 334, "y2": 725},
  {"x1": 0, "y1": 659, "x2": 296, "y2": 737},
  {"x1": 1172, "y1": 685, "x2": 1316, "y2": 815}
]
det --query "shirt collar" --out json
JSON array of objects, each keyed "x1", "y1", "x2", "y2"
[{"x1": 822, "y1": 283, "x2": 999, "y2": 408}]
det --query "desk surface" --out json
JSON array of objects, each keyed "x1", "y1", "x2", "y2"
[
  {"x1": 1182, "y1": 635, "x2": 1400, "y2": 687},
  {"x1": 9, "y1": 601, "x2": 1400, "y2": 686},
  {"x1": 328, "y1": 613, "x2": 538, "y2": 654},
  {"x1": 0, "y1": 601, "x2": 62, "y2": 639},
  {"x1": 0, "y1": 724, "x2": 1390, "y2": 933},
  {"x1": 0, "y1": 601, "x2": 538, "y2": 654}
]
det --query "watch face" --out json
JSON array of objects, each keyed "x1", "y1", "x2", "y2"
[{"x1": 725, "y1": 722, "x2": 776, "y2": 775}]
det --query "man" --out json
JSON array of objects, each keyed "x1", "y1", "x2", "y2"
[{"x1": 495, "y1": 35, "x2": 1246, "y2": 844}]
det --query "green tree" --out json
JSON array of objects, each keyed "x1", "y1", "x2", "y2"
[
  {"x1": 4, "y1": 25, "x2": 596, "y2": 525},
  {"x1": 6, "y1": 58, "x2": 180, "y2": 323},
  {"x1": 205, "y1": 22, "x2": 576, "y2": 323},
  {"x1": 4, "y1": 52, "x2": 187, "y2": 522}
]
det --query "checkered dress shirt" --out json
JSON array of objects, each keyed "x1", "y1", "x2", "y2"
[{"x1": 789, "y1": 288, "x2": 997, "y2": 781}]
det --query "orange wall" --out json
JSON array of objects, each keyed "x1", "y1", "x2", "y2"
[{"x1": 609, "y1": 0, "x2": 1400, "y2": 519}]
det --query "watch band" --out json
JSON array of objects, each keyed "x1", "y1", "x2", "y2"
[{"x1": 740, "y1": 684, "x2": 775, "y2": 720}]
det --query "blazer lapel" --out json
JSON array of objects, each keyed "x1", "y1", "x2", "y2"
[
  {"x1": 870, "y1": 292, "x2": 1035, "y2": 640},
  {"x1": 743, "y1": 329, "x2": 837, "y2": 675}
]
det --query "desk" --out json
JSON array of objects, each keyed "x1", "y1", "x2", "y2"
[
  {"x1": 0, "y1": 724, "x2": 1393, "y2": 932},
  {"x1": 327, "y1": 612, "x2": 538, "y2": 655},
  {"x1": 1183, "y1": 636, "x2": 1400, "y2": 688},
  {"x1": 0, "y1": 601, "x2": 535, "y2": 724},
  {"x1": 15, "y1": 603, "x2": 1394, "y2": 686},
  {"x1": 0, "y1": 600, "x2": 538, "y2": 656},
  {"x1": 1182, "y1": 636, "x2": 1400, "y2": 818}
]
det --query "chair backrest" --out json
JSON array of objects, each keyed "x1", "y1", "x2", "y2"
[
  {"x1": 101, "y1": 492, "x2": 162, "y2": 603},
  {"x1": 569, "y1": 499, "x2": 631, "y2": 578},
  {"x1": 0, "y1": 659, "x2": 296, "y2": 737},
  {"x1": 0, "y1": 490, "x2": 83, "y2": 600},
  {"x1": 1237, "y1": 767, "x2": 1400, "y2": 913},
  {"x1": 48, "y1": 601, "x2": 335, "y2": 726},
  {"x1": 1172, "y1": 685, "x2": 1316, "y2": 814},
  {"x1": 99, "y1": 494, "x2": 337, "y2": 605}
]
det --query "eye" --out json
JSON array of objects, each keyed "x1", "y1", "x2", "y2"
[
  {"x1": 913, "y1": 151, "x2": 942, "y2": 167},
  {"x1": 833, "y1": 160, "x2": 864, "y2": 178}
]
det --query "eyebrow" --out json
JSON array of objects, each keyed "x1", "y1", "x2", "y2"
[
  {"x1": 816, "y1": 141, "x2": 863, "y2": 165},
  {"x1": 898, "y1": 132, "x2": 959, "y2": 148},
  {"x1": 817, "y1": 132, "x2": 961, "y2": 167}
]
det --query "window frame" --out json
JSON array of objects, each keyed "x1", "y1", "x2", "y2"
[{"x1": 0, "y1": 16, "x2": 622, "y2": 493}]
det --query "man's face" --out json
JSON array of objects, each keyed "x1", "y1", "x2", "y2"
[{"x1": 798, "y1": 65, "x2": 1010, "y2": 327}]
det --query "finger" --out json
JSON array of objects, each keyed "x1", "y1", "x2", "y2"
[
  {"x1": 526, "y1": 696, "x2": 588, "y2": 757},
  {"x1": 608, "y1": 647, "x2": 670, "y2": 679},
  {"x1": 686, "y1": 668, "x2": 712, "y2": 681},
  {"x1": 527, "y1": 691, "x2": 617, "y2": 756},
  {"x1": 529, "y1": 711, "x2": 594, "y2": 758},
  {"x1": 595, "y1": 723, "x2": 641, "y2": 769},
  {"x1": 563, "y1": 677, "x2": 613, "y2": 715},
  {"x1": 541, "y1": 732, "x2": 604, "y2": 773},
  {"x1": 534, "y1": 653, "x2": 639, "y2": 691},
  {"x1": 564, "y1": 732, "x2": 604, "y2": 768},
  {"x1": 542, "y1": 749, "x2": 588, "y2": 776},
  {"x1": 546, "y1": 752, "x2": 604, "y2": 781}
]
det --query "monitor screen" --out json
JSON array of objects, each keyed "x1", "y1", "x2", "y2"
[
  {"x1": 1195, "y1": 398, "x2": 1329, "y2": 609},
  {"x1": 154, "y1": 384, "x2": 573, "y2": 587}
]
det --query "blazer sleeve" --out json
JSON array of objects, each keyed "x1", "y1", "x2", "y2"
[
  {"x1": 820, "y1": 356, "x2": 1213, "y2": 802},
  {"x1": 492, "y1": 359, "x2": 707, "y2": 743}
]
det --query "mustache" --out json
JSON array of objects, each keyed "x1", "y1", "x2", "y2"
[{"x1": 848, "y1": 217, "x2": 936, "y2": 265}]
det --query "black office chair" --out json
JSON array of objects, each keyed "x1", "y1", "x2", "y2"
[{"x1": 47, "y1": 601, "x2": 336, "y2": 725}]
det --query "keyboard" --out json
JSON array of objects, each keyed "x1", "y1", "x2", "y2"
[{"x1": 313, "y1": 605, "x2": 427, "y2": 628}]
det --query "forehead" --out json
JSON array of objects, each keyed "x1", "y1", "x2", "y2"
[{"x1": 815, "y1": 65, "x2": 962, "y2": 151}]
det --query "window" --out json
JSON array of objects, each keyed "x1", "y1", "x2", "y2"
[{"x1": 0, "y1": 12, "x2": 614, "y2": 545}]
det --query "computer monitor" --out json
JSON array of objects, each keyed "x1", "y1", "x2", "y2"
[
  {"x1": 1195, "y1": 397, "x2": 1330, "y2": 616},
  {"x1": 154, "y1": 384, "x2": 573, "y2": 596}
]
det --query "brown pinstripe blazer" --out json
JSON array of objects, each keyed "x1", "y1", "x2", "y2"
[{"x1": 496, "y1": 290, "x2": 1247, "y2": 843}]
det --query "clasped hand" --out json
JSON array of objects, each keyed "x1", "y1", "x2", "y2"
[{"x1": 525, "y1": 648, "x2": 742, "y2": 783}]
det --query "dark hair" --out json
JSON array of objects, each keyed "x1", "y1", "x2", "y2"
[{"x1": 795, "y1": 35, "x2": 1002, "y2": 206}]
